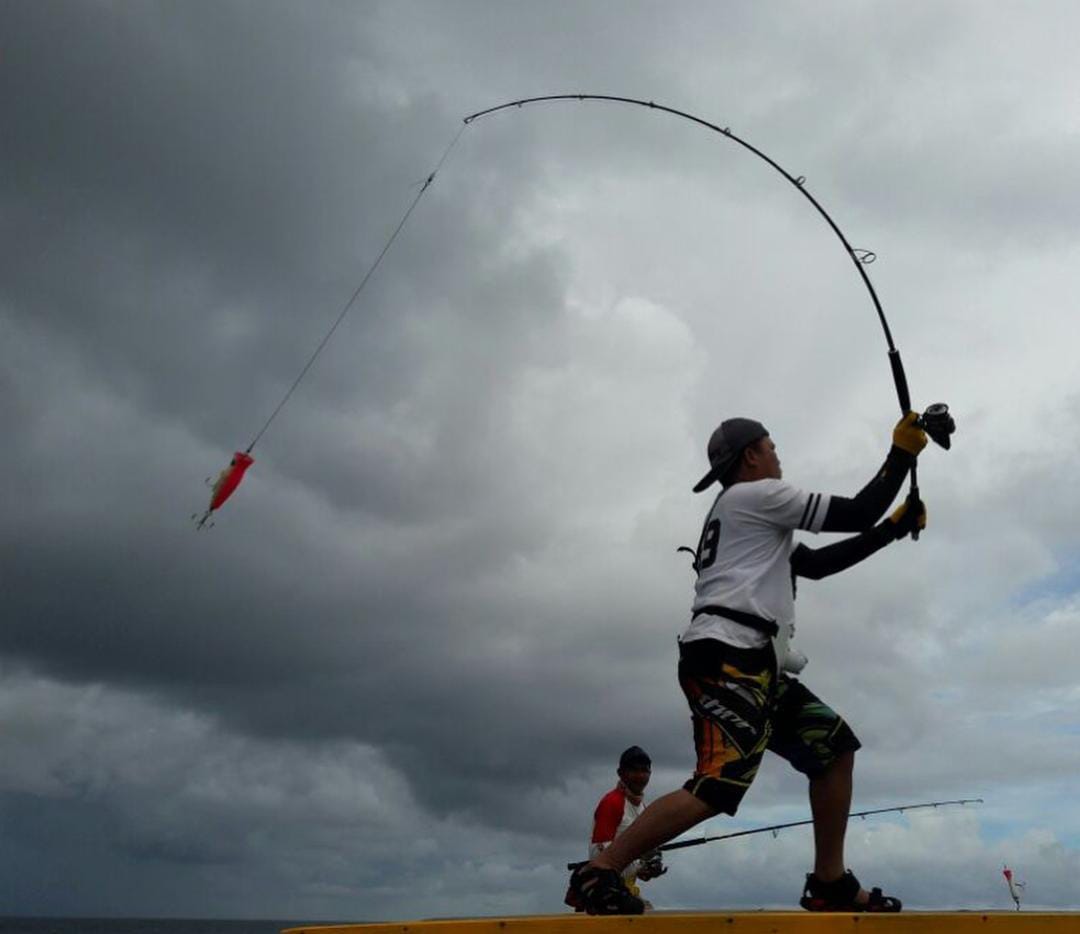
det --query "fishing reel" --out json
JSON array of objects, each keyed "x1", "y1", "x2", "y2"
[{"x1": 917, "y1": 403, "x2": 955, "y2": 450}]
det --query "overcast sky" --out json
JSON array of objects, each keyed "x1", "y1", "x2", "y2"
[{"x1": 3, "y1": 0, "x2": 1080, "y2": 921}]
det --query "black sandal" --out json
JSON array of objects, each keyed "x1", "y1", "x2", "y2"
[
  {"x1": 800, "y1": 870, "x2": 902, "y2": 912},
  {"x1": 568, "y1": 864, "x2": 645, "y2": 915}
]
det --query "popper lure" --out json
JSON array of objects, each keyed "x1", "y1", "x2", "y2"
[
  {"x1": 1003, "y1": 865, "x2": 1025, "y2": 910},
  {"x1": 193, "y1": 451, "x2": 254, "y2": 530}
]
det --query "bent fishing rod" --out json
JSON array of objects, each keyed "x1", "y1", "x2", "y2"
[
  {"x1": 216, "y1": 94, "x2": 955, "y2": 526},
  {"x1": 566, "y1": 798, "x2": 982, "y2": 868},
  {"x1": 464, "y1": 95, "x2": 956, "y2": 529}
]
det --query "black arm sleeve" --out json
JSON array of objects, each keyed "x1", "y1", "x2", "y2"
[
  {"x1": 790, "y1": 522, "x2": 896, "y2": 581},
  {"x1": 821, "y1": 446, "x2": 915, "y2": 533}
]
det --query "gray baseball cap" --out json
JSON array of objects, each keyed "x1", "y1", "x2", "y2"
[{"x1": 692, "y1": 418, "x2": 769, "y2": 492}]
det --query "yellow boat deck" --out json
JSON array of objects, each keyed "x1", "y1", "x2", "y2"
[{"x1": 285, "y1": 911, "x2": 1077, "y2": 934}]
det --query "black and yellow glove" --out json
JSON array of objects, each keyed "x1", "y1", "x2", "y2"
[
  {"x1": 892, "y1": 411, "x2": 928, "y2": 456},
  {"x1": 887, "y1": 494, "x2": 927, "y2": 540}
]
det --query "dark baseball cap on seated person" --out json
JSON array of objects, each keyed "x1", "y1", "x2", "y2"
[
  {"x1": 692, "y1": 418, "x2": 769, "y2": 493},
  {"x1": 618, "y1": 746, "x2": 651, "y2": 770}
]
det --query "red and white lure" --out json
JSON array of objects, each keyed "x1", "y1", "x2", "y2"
[
  {"x1": 1002, "y1": 865, "x2": 1025, "y2": 910},
  {"x1": 193, "y1": 452, "x2": 254, "y2": 530}
]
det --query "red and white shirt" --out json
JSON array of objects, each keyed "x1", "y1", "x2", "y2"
[{"x1": 589, "y1": 784, "x2": 644, "y2": 881}]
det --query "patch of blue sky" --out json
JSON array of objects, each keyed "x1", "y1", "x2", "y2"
[
  {"x1": 975, "y1": 807, "x2": 1080, "y2": 849},
  {"x1": 980, "y1": 782, "x2": 1079, "y2": 841},
  {"x1": 1010, "y1": 551, "x2": 1080, "y2": 608},
  {"x1": 1050, "y1": 721, "x2": 1080, "y2": 735},
  {"x1": 978, "y1": 814, "x2": 1031, "y2": 845}
]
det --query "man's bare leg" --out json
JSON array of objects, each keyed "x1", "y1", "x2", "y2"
[
  {"x1": 809, "y1": 750, "x2": 869, "y2": 904},
  {"x1": 590, "y1": 789, "x2": 716, "y2": 872}
]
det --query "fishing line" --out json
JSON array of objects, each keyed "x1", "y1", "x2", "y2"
[{"x1": 245, "y1": 123, "x2": 467, "y2": 454}]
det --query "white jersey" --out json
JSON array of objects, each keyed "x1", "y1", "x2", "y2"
[{"x1": 682, "y1": 478, "x2": 830, "y2": 662}]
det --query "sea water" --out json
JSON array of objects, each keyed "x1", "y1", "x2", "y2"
[{"x1": 0, "y1": 919, "x2": 324, "y2": 934}]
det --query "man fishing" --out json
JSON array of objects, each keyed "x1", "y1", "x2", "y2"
[
  {"x1": 566, "y1": 746, "x2": 666, "y2": 912},
  {"x1": 568, "y1": 413, "x2": 929, "y2": 914}
]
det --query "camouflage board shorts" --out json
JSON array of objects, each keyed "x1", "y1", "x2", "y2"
[{"x1": 678, "y1": 637, "x2": 861, "y2": 815}]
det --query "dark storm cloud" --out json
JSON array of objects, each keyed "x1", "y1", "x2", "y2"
[{"x1": 5, "y1": 2, "x2": 554, "y2": 439}]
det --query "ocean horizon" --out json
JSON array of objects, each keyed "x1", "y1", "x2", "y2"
[{"x1": 0, "y1": 918, "x2": 353, "y2": 934}]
